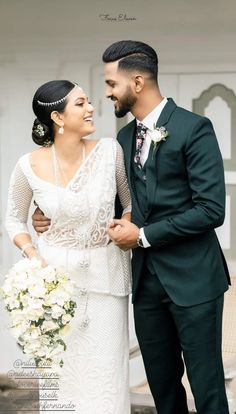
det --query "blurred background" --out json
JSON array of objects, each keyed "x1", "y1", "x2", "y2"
[{"x1": 0, "y1": 0, "x2": 235, "y2": 411}]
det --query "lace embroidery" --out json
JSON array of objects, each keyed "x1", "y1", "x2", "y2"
[
  {"x1": 43, "y1": 140, "x2": 119, "y2": 249},
  {"x1": 5, "y1": 162, "x2": 32, "y2": 240},
  {"x1": 5, "y1": 138, "x2": 132, "y2": 296}
]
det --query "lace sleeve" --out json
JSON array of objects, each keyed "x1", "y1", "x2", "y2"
[
  {"x1": 5, "y1": 160, "x2": 33, "y2": 241},
  {"x1": 115, "y1": 141, "x2": 132, "y2": 215}
]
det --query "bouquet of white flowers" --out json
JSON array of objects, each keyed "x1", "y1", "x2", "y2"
[{"x1": 1, "y1": 257, "x2": 77, "y2": 368}]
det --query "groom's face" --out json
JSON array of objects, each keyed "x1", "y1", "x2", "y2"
[{"x1": 104, "y1": 61, "x2": 137, "y2": 118}]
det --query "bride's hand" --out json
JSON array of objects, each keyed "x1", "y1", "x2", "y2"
[
  {"x1": 35, "y1": 254, "x2": 48, "y2": 268},
  {"x1": 24, "y1": 246, "x2": 47, "y2": 267}
]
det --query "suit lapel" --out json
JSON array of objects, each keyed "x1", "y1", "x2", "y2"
[
  {"x1": 155, "y1": 98, "x2": 176, "y2": 128},
  {"x1": 145, "y1": 98, "x2": 177, "y2": 163},
  {"x1": 119, "y1": 119, "x2": 147, "y2": 222},
  {"x1": 119, "y1": 99, "x2": 177, "y2": 222},
  {"x1": 122, "y1": 119, "x2": 136, "y2": 182},
  {"x1": 145, "y1": 98, "x2": 177, "y2": 216}
]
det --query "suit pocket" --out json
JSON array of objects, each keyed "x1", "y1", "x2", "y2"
[
  {"x1": 158, "y1": 150, "x2": 182, "y2": 163},
  {"x1": 157, "y1": 150, "x2": 186, "y2": 177}
]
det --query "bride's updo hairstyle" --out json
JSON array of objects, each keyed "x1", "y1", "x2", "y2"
[{"x1": 32, "y1": 80, "x2": 77, "y2": 146}]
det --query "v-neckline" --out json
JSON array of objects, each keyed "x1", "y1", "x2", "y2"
[{"x1": 27, "y1": 139, "x2": 102, "y2": 189}]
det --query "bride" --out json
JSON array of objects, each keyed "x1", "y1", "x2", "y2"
[{"x1": 5, "y1": 80, "x2": 131, "y2": 413}]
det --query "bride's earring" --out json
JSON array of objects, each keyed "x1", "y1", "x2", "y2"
[{"x1": 58, "y1": 124, "x2": 64, "y2": 135}]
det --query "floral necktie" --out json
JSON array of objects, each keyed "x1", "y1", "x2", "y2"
[{"x1": 134, "y1": 123, "x2": 148, "y2": 169}]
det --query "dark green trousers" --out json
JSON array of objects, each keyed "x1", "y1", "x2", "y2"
[{"x1": 133, "y1": 269, "x2": 229, "y2": 414}]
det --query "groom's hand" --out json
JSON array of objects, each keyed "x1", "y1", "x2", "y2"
[
  {"x1": 108, "y1": 219, "x2": 139, "y2": 250},
  {"x1": 32, "y1": 207, "x2": 51, "y2": 234}
]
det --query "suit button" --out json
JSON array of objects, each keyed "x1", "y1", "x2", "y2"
[
  {"x1": 144, "y1": 222, "x2": 148, "y2": 225},
  {"x1": 143, "y1": 175, "x2": 147, "y2": 181}
]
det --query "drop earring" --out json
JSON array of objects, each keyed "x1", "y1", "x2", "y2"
[{"x1": 58, "y1": 124, "x2": 64, "y2": 135}]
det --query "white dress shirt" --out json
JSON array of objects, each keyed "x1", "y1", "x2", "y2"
[
  {"x1": 136, "y1": 97, "x2": 168, "y2": 247},
  {"x1": 136, "y1": 97, "x2": 168, "y2": 167}
]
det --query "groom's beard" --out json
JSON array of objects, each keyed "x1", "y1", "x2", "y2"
[{"x1": 112, "y1": 87, "x2": 137, "y2": 118}]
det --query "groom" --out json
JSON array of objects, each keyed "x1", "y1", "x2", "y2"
[{"x1": 103, "y1": 40, "x2": 230, "y2": 414}]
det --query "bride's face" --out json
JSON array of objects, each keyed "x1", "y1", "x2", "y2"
[{"x1": 62, "y1": 87, "x2": 96, "y2": 137}]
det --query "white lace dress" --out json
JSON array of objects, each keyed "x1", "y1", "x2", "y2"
[{"x1": 5, "y1": 138, "x2": 132, "y2": 414}]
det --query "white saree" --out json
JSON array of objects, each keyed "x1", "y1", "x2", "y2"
[{"x1": 5, "y1": 138, "x2": 131, "y2": 414}]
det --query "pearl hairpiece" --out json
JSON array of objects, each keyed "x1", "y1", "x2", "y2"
[{"x1": 37, "y1": 83, "x2": 81, "y2": 107}]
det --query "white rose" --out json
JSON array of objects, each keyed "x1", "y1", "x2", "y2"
[
  {"x1": 44, "y1": 292, "x2": 55, "y2": 306},
  {"x1": 25, "y1": 326, "x2": 41, "y2": 340},
  {"x1": 149, "y1": 126, "x2": 168, "y2": 145},
  {"x1": 14, "y1": 258, "x2": 31, "y2": 273},
  {"x1": 11, "y1": 322, "x2": 29, "y2": 338},
  {"x1": 26, "y1": 297, "x2": 44, "y2": 310},
  {"x1": 40, "y1": 335, "x2": 51, "y2": 346},
  {"x1": 36, "y1": 346, "x2": 50, "y2": 358},
  {"x1": 41, "y1": 320, "x2": 58, "y2": 333},
  {"x1": 26, "y1": 307, "x2": 45, "y2": 322},
  {"x1": 2, "y1": 278, "x2": 17, "y2": 295},
  {"x1": 20, "y1": 293, "x2": 32, "y2": 307},
  {"x1": 12, "y1": 273, "x2": 29, "y2": 290},
  {"x1": 11, "y1": 308, "x2": 27, "y2": 325},
  {"x1": 27, "y1": 273, "x2": 43, "y2": 285},
  {"x1": 150, "y1": 129, "x2": 163, "y2": 143},
  {"x1": 40, "y1": 266, "x2": 56, "y2": 283},
  {"x1": 11, "y1": 326, "x2": 21, "y2": 339},
  {"x1": 5, "y1": 296, "x2": 20, "y2": 310},
  {"x1": 61, "y1": 314, "x2": 72, "y2": 325},
  {"x1": 47, "y1": 287, "x2": 70, "y2": 306},
  {"x1": 61, "y1": 282, "x2": 75, "y2": 297},
  {"x1": 23, "y1": 337, "x2": 42, "y2": 353},
  {"x1": 51, "y1": 304, "x2": 65, "y2": 319},
  {"x1": 28, "y1": 285, "x2": 46, "y2": 298},
  {"x1": 29, "y1": 257, "x2": 42, "y2": 270},
  {"x1": 55, "y1": 266, "x2": 68, "y2": 281},
  {"x1": 28, "y1": 278, "x2": 46, "y2": 297}
]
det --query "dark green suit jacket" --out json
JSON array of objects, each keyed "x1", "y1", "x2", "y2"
[{"x1": 117, "y1": 98, "x2": 230, "y2": 306}]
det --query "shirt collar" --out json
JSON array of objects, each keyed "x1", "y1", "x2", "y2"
[{"x1": 136, "y1": 97, "x2": 168, "y2": 131}]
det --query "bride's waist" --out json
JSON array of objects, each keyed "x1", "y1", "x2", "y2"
[
  {"x1": 37, "y1": 237, "x2": 129, "y2": 277},
  {"x1": 39, "y1": 233, "x2": 110, "y2": 250},
  {"x1": 37, "y1": 236, "x2": 115, "y2": 256},
  {"x1": 37, "y1": 237, "x2": 131, "y2": 296}
]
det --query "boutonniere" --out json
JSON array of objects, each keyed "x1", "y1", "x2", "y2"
[{"x1": 149, "y1": 125, "x2": 169, "y2": 158}]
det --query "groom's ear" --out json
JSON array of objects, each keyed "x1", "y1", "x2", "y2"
[{"x1": 132, "y1": 74, "x2": 145, "y2": 93}]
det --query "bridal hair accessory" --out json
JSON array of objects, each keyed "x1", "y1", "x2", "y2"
[
  {"x1": 37, "y1": 83, "x2": 81, "y2": 107},
  {"x1": 35, "y1": 123, "x2": 45, "y2": 137},
  {"x1": 33, "y1": 121, "x2": 53, "y2": 145},
  {"x1": 43, "y1": 139, "x2": 53, "y2": 147},
  {"x1": 1, "y1": 257, "x2": 77, "y2": 368}
]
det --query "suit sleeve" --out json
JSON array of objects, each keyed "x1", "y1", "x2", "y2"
[
  {"x1": 115, "y1": 141, "x2": 132, "y2": 215},
  {"x1": 115, "y1": 133, "x2": 129, "y2": 218},
  {"x1": 144, "y1": 117, "x2": 226, "y2": 248}
]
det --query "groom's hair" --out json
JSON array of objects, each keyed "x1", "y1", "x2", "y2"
[{"x1": 102, "y1": 40, "x2": 158, "y2": 83}]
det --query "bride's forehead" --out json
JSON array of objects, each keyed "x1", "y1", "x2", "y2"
[{"x1": 69, "y1": 87, "x2": 86, "y2": 100}]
